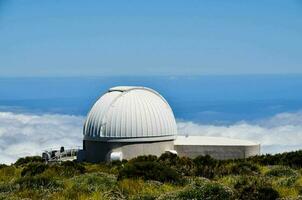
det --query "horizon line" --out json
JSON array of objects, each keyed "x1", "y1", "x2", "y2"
[{"x1": 0, "y1": 73, "x2": 302, "y2": 78}]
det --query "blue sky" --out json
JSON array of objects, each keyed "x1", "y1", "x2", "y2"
[{"x1": 0, "y1": 0, "x2": 302, "y2": 76}]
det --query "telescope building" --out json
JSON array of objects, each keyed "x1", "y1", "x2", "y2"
[{"x1": 79, "y1": 86, "x2": 260, "y2": 162}]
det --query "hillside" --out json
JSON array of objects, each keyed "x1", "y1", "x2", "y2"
[{"x1": 1, "y1": 151, "x2": 302, "y2": 200}]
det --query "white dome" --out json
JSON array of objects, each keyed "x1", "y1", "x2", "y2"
[{"x1": 84, "y1": 86, "x2": 177, "y2": 142}]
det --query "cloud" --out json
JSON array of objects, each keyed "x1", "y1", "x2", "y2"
[
  {"x1": 1, "y1": 111, "x2": 302, "y2": 164},
  {"x1": 178, "y1": 111, "x2": 302, "y2": 154},
  {"x1": 0, "y1": 112, "x2": 84, "y2": 164}
]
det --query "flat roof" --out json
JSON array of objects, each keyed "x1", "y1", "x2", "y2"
[{"x1": 174, "y1": 135, "x2": 259, "y2": 146}]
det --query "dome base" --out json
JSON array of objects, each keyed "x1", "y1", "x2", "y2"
[{"x1": 82, "y1": 139, "x2": 175, "y2": 162}]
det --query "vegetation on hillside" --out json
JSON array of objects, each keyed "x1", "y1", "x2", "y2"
[{"x1": 1, "y1": 151, "x2": 302, "y2": 199}]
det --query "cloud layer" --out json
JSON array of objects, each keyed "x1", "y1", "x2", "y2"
[
  {"x1": 0, "y1": 112, "x2": 84, "y2": 164},
  {"x1": 1, "y1": 111, "x2": 302, "y2": 164}
]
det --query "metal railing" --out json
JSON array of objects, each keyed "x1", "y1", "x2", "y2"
[{"x1": 42, "y1": 146, "x2": 81, "y2": 163}]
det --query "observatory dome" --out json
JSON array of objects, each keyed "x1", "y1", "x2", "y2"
[{"x1": 84, "y1": 86, "x2": 177, "y2": 142}]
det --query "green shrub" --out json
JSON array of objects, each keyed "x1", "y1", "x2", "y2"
[
  {"x1": 84, "y1": 162, "x2": 117, "y2": 174},
  {"x1": 0, "y1": 193, "x2": 14, "y2": 200},
  {"x1": 43, "y1": 161, "x2": 86, "y2": 178},
  {"x1": 158, "y1": 153, "x2": 195, "y2": 176},
  {"x1": 276, "y1": 176, "x2": 298, "y2": 187},
  {"x1": 233, "y1": 176, "x2": 279, "y2": 200},
  {"x1": 158, "y1": 152, "x2": 178, "y2": 165},
  {"x1": 21, "y1": 162, "x2": 48, "y2": 177},
  {"x1": 132, "y1": 194, "x2": 156, "y2": 200},
  {"x1": 228, "y1": 161, "x2": 260, "y2": 175},
  {"x1": 248, "y1": 150, "x2": 302, "y2": 168},
  {"x1": 14, "y1": 156, "x2": 44, "y2": 166},
  {"x1": 0, "y1": 164, "x2": 8, "y2": 169},
  {"x1": 61, "y1": 172, "x2": 117, "y2": 199},
  {"x1": 266, "y1": 166, "x2": 298, "y2": 177},
  {"x1": 60, "y1": 160, "x2": 86, "y2": 173},
  {"x1": 61, "y1": 161, "x2": 85, "y2": 176},
  {"x1": 193, "y1": 155, "x2": 217, "y2": 166},
  {"x1": 0, "y1": 182, "x2": 14, "y2": 193},
  {"x1": 111, "y1": 159, "x2": 128, "y2": 166},
  {"x1": 256, "y1": 186, "x2": 280, "y2": 200},
  {"x1": 5, "y1": 153, "x2": 302, "y2": 199},
  {"x1": 193, "y1": 155, "x2": 217, "y2": 179},
  {"x1": 157, "y1": 178, "x2": 233, "y2": 200},
  {"x1": 130, "y1": 155, "x2": 158, "y2": 162},
  {"x1": 0, "y1": 165, "x2": 20, "y2": 182},
  {"x1": 192, "y1": 159, "x2": 260, "y2": 178},
  {"x1": 118, "y1": 178, "x2": 177, "y2": 199},
  {"x1": 118, "y1": 160, "x2": 182, "y2": 183},
  {"x1": 15, "y1": 175, "x2": 62, "y2": 190},
  {"x1": 70, "y1": 172, "x2": 117, "y2": 193},
  {"x1": 106, "y1": 160, "x2": 128, "y2": 175},
  {"x1": 102, "y1": 188, "x2": 126, "y2": 200},
  {"x1": 176, "y1": 157, "x2": 195, "y2": 176},
  {"x1": 178, "y1": 183, "x2": 233, "y2": 200}
]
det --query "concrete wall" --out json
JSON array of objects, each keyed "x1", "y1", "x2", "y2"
[
  {"x1": 81, "y1": 140, "x2": 260, "y2": 163},
  {"x1": 83, "y1": 140, "x2": 174, "y2": 163},
  {"x1": 175, "y1": 144, "x2": 260, "y2": 160}
]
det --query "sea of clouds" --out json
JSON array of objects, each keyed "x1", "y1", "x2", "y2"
[
  {"x1": 0, "y1": 112, "x2": 84, "y2": 164},
  {"x1": 1, "y1": 111, "x2": 302, "y2": 164}
]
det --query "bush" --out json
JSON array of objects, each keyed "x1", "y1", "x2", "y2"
[
  {"x1": 118, "y1": 160, "x2": 182, "y2": 183},
  {"x1": 70, "y1": 172, "x2": 116, "y2": 193},
  {"x1": 118, "y1": 178, "x2": 177, "y2": 199},
  {"x1": 61, "y1": 172, "x2": 117, "y2": 199},
  {"x1": 0, "y1": 165, "x2": 19, "y2": 182},
  {"x1": 5, "y1": 153, "x2": 302, "y2": 199},
  {"x1": 158, "y1": 152, "x2": 178, "y2": 165},
  {"x1": 102, "y1": 188, "x2": 126, "y2": 200},
  {"x1": 60, "y1": 160, "x2": 85, "y2": 172},
  {"x1": 84, "y1": 162, "x2": 124, "y2": 176},
  {"x1": 61, "y1": 160, "x2": 85, "y2": 174},
  {"x1": 275, "y1": 176, "x2": 298, "y2": 187},
  {"x1": 0, "y1": 182, "x2": 14, "y2": 193},
  {"x1": 179, "y1": 183, "x2": 233, "y2": 200},
  {"x1": 15, "y1": 175, "x2": 62, "y2": 190},
  {"x1": 233, "y1": 176, "x2": 279, "y2": 200},
  {"x1": 266, "y1": 166, "x2": 298, "y2": 177},
  {"x1": 256, "y1": 186, "x2": 280, "y2": 200},
  {"x1": 192, "y1": 159, "x2": 260, "y2": 178},
  {"x1": 228, "y1": 161, "x2": 260, "y2": 176},
  {"x1": 44, "y1": 161, "x2": 86, "y2": 178},
  {"x1": 0, "y1": 164, "x2": 7, "y2": 169},
  {"x1": 14, "y1": 156, "x2": 44, "y2": 166},
  {"x1": 248, "y1": 150, "x2": 302, "y2": 168},
  {"x1": 193, "y1": 155, "x2": 217, "y2": 179},
  {"x1": 158, "y1": 153, "x2": 195, "y2": 176},
  {"x1": 130, "y1": 155, "x2": 158, "y2": 162},
  {"x1": 21, "y1": 162, "x2": 48, "y2": 177},
  {"x1": 157, "y1": 178, "x2": 233, "y2": 200},
  {"x1": 176, "y1": 157, "x2": 195, "y2": 176}
]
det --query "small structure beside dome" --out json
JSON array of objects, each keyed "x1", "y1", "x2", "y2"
[
  {"x1": 175, "y1": 136, "x2": 260, "y2": 160},
  {"x1": 78, "y1": 86, "x2": 260, "y2": 163}
]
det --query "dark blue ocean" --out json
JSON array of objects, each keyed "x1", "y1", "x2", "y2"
[{"x1": 0, "y1": 75, "x2": 301, "y2": 124}]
